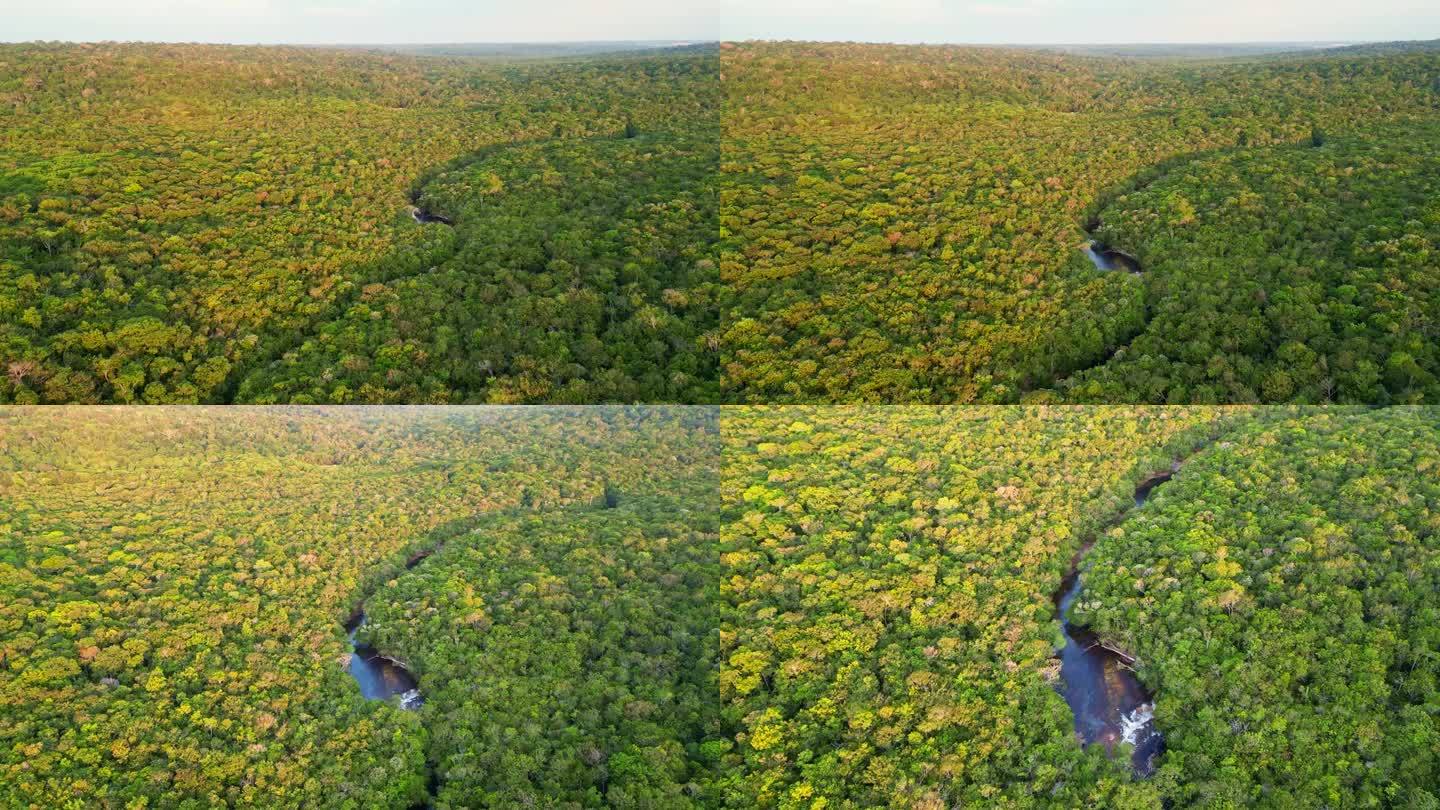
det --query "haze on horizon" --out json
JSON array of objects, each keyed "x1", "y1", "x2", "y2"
[
  {"x1": 0, "y1": 0, "x2": 721, "y2": 45},
  {"x1": 717, "y1": 0, "x2": 1440, "y2": 45},
  {"x1": 4, "y1": 0, "x2": 1436, "y2": 46}
]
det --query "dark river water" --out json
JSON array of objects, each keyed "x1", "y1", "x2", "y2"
[
  {"x1": 346, "y1": 612, "x2": 422, "y2": 709},
  {"x1": 409, "y1": 206, "x2": 453, "y2": 226},
  {"x1": 1055, "y1": 470, "x2": 1173, "y2": 776},
  {"x1": 343, "y1": 546, "x2": 441, "y2": 708},
  {"x1": 1083, "y1": 241, "x2": 1143, "y2": 274}
]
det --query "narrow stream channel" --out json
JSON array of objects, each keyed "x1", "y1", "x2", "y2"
[
  {"x1": 1027, "y1": 226, "x2": 1151, "y2": 394},
  {"x1": 1054, "y1": 466, "x2": 1177, "y2": 776}
]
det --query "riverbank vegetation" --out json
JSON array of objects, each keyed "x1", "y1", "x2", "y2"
[
  {"x1": 7, "y1": 404, "x2": 1436, "y2": 806},
  {"x1": 720, "y1": 41, "x2": 1440, "y2": 403},
  {"x1": 237, "y1": 131, "x2": 719, "y2": 404},
  {"x1": 1076, "y1": 408, "x2": 1440, "y2": 807},
  {"x1": 0, "y1": 406, "x2": 718, "y2": 807},
  {"x1": 720, "y1": 406, "x2": 1248, "y2": 806},
  {"x1": 361, "y1": 496, "x2": 723, "y2": 806},
  {"x1": 1056, "y1": 126, "x2": 1440, "y2": 404},
  {"x1": 0, "y1": 43, "x2": 718, "y2": 404},
  {"x1": 721, "y1": 405, "x2": 1439, "y2": 807}
]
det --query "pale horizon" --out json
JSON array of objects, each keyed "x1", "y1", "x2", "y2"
[
  {"x1": 0, "y1": 36, "x2": 1420, "y2": 48},
  {"x1": 4, "y1": 0, "x2": 1436, "y2": 46},
  {"x1": 0, "y1": 1, "x2": 721, "y2": 45},
  {"x1": 716, "y1": 0, "x2": 1440, "y2": 45}
]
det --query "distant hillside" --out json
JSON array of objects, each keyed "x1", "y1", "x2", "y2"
[
  {"x1": 1039, "y1": 42, "x2": 1354, "y2": 59},
  {"x1": 1304, "y1": 38, "x2": 1440, "y2": 56},
  {"x1": 362, "y1": 41, "x2": 717, "y2": 60}
]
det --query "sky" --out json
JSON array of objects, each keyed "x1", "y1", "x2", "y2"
[
  {"x1": 0, "y1": 0, "x2": 722, "y2": 44},
  {"x1": 716, "y1": 0, "x2": 1440, "y2": 44},
  {"x1": 1, "y1": 0, "x2": 1437, "y2": 45}
]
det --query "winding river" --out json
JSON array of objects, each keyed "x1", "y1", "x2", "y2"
[
  {"x1": 346, "y1": 612, "x2": 423, "y2": 709},
  {"x1": 1054, "y1": 467, "x2": 1176, "y2": 776},
  {"x1": 343, "y1": 546, "x2": 440, "y2": 710}
]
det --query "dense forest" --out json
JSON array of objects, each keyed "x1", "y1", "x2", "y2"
[
  {"x1": 720, "y1": 406, "x2": 1247, "y2": 806},
  {"x1": 720, "y1": 41, "x2": 1440, "y2": 403},
  {"x1": 6, "y1": 402, "x2": 1437, "y2": 806},
  {"x1": 720, "y1": 406, "x2": 1439, "y2": 807},
  {"x1": 0, "y1": 406, "x2": 719, "y2": 807},
  {"x1": 0, "y1": 43, "x2": 719, "y2": 404},
  {"x1": 1076, "y1": 408, "x2": 1440, "y2": 807},
  {"x1": 1058, "y1": 125, "x2": 1440, "y2": 404},
  {"x1": 238, "y1": 132, "x2": 719, "y2": 403},
  {"x1": 361, "y1": 499, "x2": 723, "y2": 806}
]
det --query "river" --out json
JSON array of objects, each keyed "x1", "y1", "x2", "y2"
[
  {"x1": 1054, "y1": 468, "x2": 1175, "y2": 776},
  {"x1": 1083, "y1": 241, "x2": 1143, "y2": 274},
  {"x1": 345, "y1": 611, "x2": 423, "y2": 709},
  {"x1": 409, "y1": 205, "x2": 454, "y2": 226},
  {"x1": 342, "y1": 541, "x2": 446, "y2": 708}
]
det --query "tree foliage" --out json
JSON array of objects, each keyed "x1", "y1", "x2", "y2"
[
  {"x1": 0, "y1": 43, "x2": 719, "y2": 404},
  {"x1": 720, "y1": 406, "x2": 1246, "y2": 807},
  {"x1": 362, "y1": 495, "x2": 722, "y2": 807},
  {"x1": 0, "y1": 405, "x2": 718, "y2": 807},
  {"x1": 719, "y1": 41, "x2": 1440, "y2": 403},
  {"x1": 1076, "y1": 408, "x2": 1440, "y2": 807},
  {"x1": 721, "y1": 405, "x2": 1440, "y2": 807},
  {"x1": 1058, "y1": 127, "x2": 1440, "y2": 404},
  {"x1": 237, "y1": 132, "x2": 720, "y2": 404}
]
